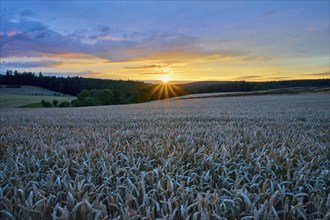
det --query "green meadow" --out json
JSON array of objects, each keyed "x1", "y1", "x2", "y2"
[{"x1": 0, "y1": 86, "x2": 75, "y2": 108}]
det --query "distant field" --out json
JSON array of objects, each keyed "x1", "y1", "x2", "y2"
[
  {"x1": 0, "y1": 95, "x2": 76, "y2": 108},
  {"x1": 0, "y1": 85, "x2": 68, "y2": 96},
  {"x1": 177, "y1": 87, "x2": 330, "y2": 100},
  {"x1": 0, "y1": 93, "x2": 329, "y2": 219},
  {"x1": 0, "y1": 85, "x2": 75, "y2": 108}
]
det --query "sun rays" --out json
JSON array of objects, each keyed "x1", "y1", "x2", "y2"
[{"x1": 142, "y1": 81, "x2": 188, "y2": 102}]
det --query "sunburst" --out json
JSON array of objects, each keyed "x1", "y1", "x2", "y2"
[{"x1": 142, "y1": 80, "x2": 188, "y2": 102}]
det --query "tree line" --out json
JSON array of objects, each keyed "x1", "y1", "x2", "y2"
[
  {"x1": 39, "y1": 89, "x2": 114, "y2": 107},
  {"x1": 181, "y1": 79, "x2": 330, "y2": 94}
]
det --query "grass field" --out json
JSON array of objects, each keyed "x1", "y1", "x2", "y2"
[
  {"x1": 0, "y1": 93, "x2": 329, "y2": 219},
  {"x1": 0, "y1": 86, "x2": 75, "y2": 108},
  {"x1": 177, "y1": 87, "x2": 330, "y2": 100}
]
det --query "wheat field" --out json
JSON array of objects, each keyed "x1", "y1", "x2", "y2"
[{"x1": 0, "y1": 93, "x2": 329, "y2": 219}]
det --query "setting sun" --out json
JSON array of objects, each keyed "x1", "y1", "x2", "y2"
[{"x1": 160, "y1": 76, "x2": 170, "y2": 83}]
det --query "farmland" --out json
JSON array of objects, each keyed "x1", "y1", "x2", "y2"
[
  {"x1": 0, "y1": 86, "x2": 75, "y2": 108},
  {"x1": 0, "y1": 93, "x2": 329, "y2": 219}
]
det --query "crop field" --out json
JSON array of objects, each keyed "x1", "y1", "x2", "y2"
[
  {"x1": 0, "y1": 93, "x2": 329, "y2": 219},
  {"x1": 0, "y1": 86, "x2": 67, "y2": 96},
  {"x1": 0, "y1": 95, "x2": 76, "y2": 108},
  {"x1": 0, "y1": 86, "x2": 75, "y2": 108}
]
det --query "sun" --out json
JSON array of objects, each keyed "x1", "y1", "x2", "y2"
[{"x1": 160, "y1": 76, "x2": 170, "y2": 83}]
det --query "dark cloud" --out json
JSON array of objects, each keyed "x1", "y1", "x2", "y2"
[
  {"x1": 1, "y1": 19, "x2": 88, "y2": 57},
  {"x1": 140, "y1": 72, "x2": 161, "y2": 75},
  {"x1": 242, "y1": 56, "x2": 272, "y2": 61},
  {"x1": 20, "y1": 9, "x2": 34, "y2": 17},
  {"x1": 94, "y1": 24, "x2": 110, "y2": 33},
  {"x1": 236, "y1": 75, "x2": 262, "y2": 80},
  {"x1": 124, "y1": 65, "x2": 167, "y2": 69},
  {"x1": 0, "y1": 17, "x2": 248, "y2": 63},
  {"x1": 262, "y1": 11, "x2": 278, "y2": 17},
  {"x1": 0, "y1": 60, "x2": 62, "y2": 68}
]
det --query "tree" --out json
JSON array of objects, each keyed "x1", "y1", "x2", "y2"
[
  {"x1": 77, "y1": 90, "x2": 91, "y2": 101},
  {"x1": 40, "y1": 100, "x2": 51, "y2": 107},
  {"x1": 58, "y1": 101, "x2": 70, "y2": 107},
  {"x1": 6, "y1": 70, "x2": 13, "y2": 76},
  {"x1": 92, "y1": 89, "x2": 114, "y2": 105},
  {"x1": 53, "y1": 99, "x2": 59, "y2": 106}
]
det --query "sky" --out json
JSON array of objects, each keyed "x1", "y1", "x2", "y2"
[{"x1": 0, "y1": 1, "x2": 329, "y2": 82}]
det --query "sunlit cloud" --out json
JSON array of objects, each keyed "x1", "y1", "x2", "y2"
[
  {"x1": 267, "y1": 76, "x2": 292, "y2": 80},
  {"x1": 124, "y1": 65, "x2": 168, "y2": 69},
  {"x1": 6, "y1": 31, "x2": 21, "y2": 37},
  {"x1": 242, "y1": 56, "x2": 272, "y2": 61},
  {"x1": 140, "y1": 72, "x2": 161, "y2": 75},
  {"x1": 235, "y1": 75, "x2": 262, "y2": 80},
  {"x1": 302, "y1": 71, "x2": 330, "y2": 77}
]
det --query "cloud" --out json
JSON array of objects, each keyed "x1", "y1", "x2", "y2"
[
  {"x1": 86, "y1": 34, "x2": 125, "y2": 44},
  {"x1": 124, "y1": 65, "x2": 167, "y2": 69},
  {"x1": 0, "y1": 16, "x2": 248, "y2": 65},
  {"x1": 236, "y1": 75, "x2": 262, "y2": 80},
  {"x1": 20, "y1": 9, "x2": 34, "y2": 17},
  {"x1": 79, "y1": 71, "x2": 123, "y2": 79},
  {"x1": 38, "y1": 70, "x2": 110, "y2": 78},
  {"x1": 262, "y1": 11, "x2": 278, "y2": 17},
  {"x1": 1, "y1": 19, "x2": 85, "y2": 57},
  {"x1": 94, "y1": 24, "x2": 111, "y2": 33},
  {"x1": 302, "y1": 71, "x2": 330, "y2": 77},
  {"x1": 267, "y1": 76, "x2": 291, "y2": 81},
  {"x1": 140, "y1": 72, "x2": 162, "y2": 75},
  {"x1": 120, "y1": 48, "x2": 247, "y2": 64},
  {"x1": 0, "y1": 60, "x2": 62, "y2": 68},
  {"x1": 242, "y1": 56, "x2": 272, "y2": 61}
]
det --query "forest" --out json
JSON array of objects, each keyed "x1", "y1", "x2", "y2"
[{"x1": 180, "y1": 79, "x2": 330, "y2": 94}]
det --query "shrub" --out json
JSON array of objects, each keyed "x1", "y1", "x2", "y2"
[
  {"x1": 52, "y1": 99, "x2": 59, "y2": 106},
  {"x1": 40, "y1": 100, "x2": 51, "y2": 107},
  {"x1": 58, "y1": 101, "x2": 70, "y2": 107}
]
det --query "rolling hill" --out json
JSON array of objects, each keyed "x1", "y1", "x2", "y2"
[{"x1": 0, "y1": 85, "x2": 75, "y2": 108}]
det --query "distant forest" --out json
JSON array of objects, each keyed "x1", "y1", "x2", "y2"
[
  {"x1": 180, "y1": 79, "x2": 330, "y2": 94},
  {"x1": 0, "y1": 70, "x2": 187, "y2": 105}
]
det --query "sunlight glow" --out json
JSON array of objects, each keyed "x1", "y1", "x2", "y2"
[
  {"x1": 142, "y1": 81, "x2": 188, "y2": 102},
  {"x1": 160, "y1": 76, "x2": 170, "y2": 83}
]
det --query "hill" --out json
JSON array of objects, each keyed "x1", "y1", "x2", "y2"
[
  {"x1": 0, "y1": 85, "x2": 75, "y2": 108},
  {"x1": 178, "y1": 81, "x2": 230, "y2": 93},
  {"x1": 0, "y1": 85, "x2": 68, "y2": 96},
  {"x1": 176, "y1": 87, "x2": 330, "y2": 100}
]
